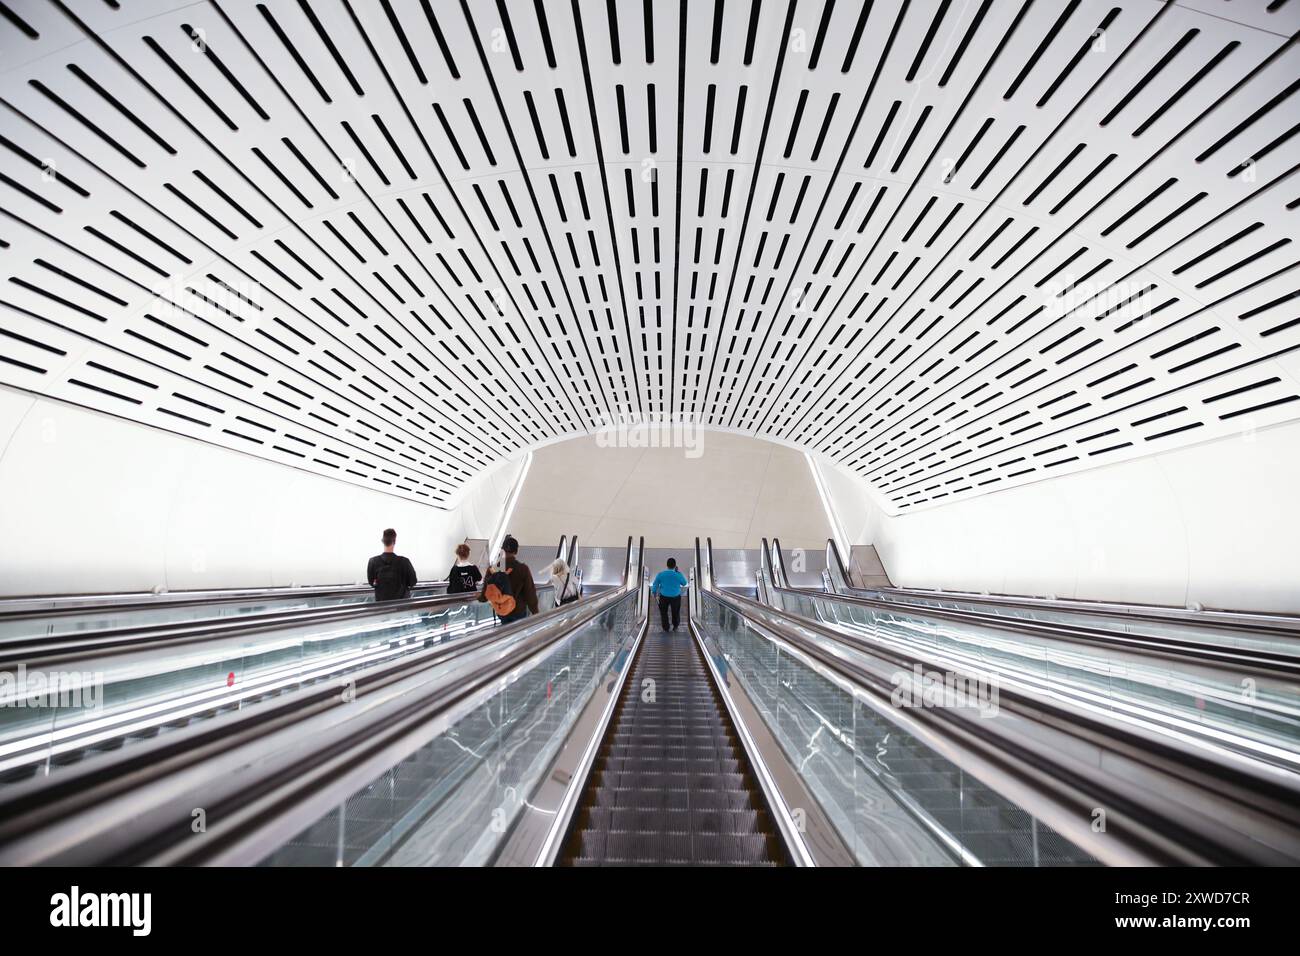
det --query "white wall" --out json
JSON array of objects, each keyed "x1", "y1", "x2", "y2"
[
  {"x1": 816, "y1": 420, "x2": 1300, "y2": 614},
  {"x1": 509, "y1": 430, "x2": 831, "y2": 549},
  {"x1": 0, "y1": 385, "x2": 525, "y2": 596},
  {"x1": 7, "y1": 375, "x2": 1294, "y2": 612}
]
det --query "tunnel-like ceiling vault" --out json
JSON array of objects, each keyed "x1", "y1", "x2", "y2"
[{"x1": 0, "y1": 0, "x2": 1296, "y2": 513}]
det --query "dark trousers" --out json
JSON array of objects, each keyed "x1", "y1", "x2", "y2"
[
  {"x1": 498, "y1": 606, "x2": 530, "y2": 626},
  {"x1": 658, "y1": 594, "x2": 682, "y2": 630}
]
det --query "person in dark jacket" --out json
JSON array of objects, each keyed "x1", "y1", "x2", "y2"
[
  {"x1": 367, "y1": 528, "x2": 418, "y2": 602},
  {"x1": 478, "y1": 535, "x2": 539, "y2": 624},
  {"x1": 446, "y1": 542, "x2": 483, "y2": 594}
]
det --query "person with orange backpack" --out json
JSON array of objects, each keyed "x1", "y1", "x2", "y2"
[{"x1": 478, "y1": 535, "x2": 539, "y2": 625}]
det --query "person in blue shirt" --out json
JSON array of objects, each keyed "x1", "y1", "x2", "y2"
[{"x1": 650, "y1": 558, "x2": 690, "y2": 632}]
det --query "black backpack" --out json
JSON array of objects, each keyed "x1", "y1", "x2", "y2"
[{"x1": 374, "y1": 554, "x2": 406, "y2": 600}]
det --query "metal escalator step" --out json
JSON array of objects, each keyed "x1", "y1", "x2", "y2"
[
  {"x1": 681, "y1": 789, "x2": 761, "y2": 812},
  {"x1": 572, "y1": 806, "x2": 770, "y2": 837},
  {"x1": 597, "y1": 771, "x2": 681, "y2": 792},
  {"x1": 586, "y1": 830, "x2": 781, "y2": 866},
  {"x1": 691, "y1": 833, "x2": 783, "y2": 865},
  {"x1": 596, "y1": 756, "x2": 744, "y2": 777},
  {"x1": 601, "y1": 829, "x2": 695, "y2": 863},
  {"x1": 688, "y1": 809, "x2": 771, "y2": 834},
  {"x1": 558, "y1": 622, "x2": 786, "y2": 866},
  {"x1": 568, "y1": 828, "x2": 608, "y2": 860}
]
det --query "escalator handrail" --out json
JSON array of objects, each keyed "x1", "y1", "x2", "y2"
[
  {"x1": 0, "y1": 551, "x2": 647, "y2": 865},
  {"x1": 770, "y1": 537, "x2": 791, "y2": 590},
  {"x1": 825, "y1": 538, "x2": 851, "y2": 593},
  {"x1": 856, "y1": 585, "x2": 1300, "y2": 636},
  {"x1": 0, "y1": 584, "x2": 555, "y2": 671},
  {"x1": 693, "y1": 537, "x2": 707, "y2": 603},
  {"x1": 0, "y1": 586, "x2": 569, "y2": 776},
  {"x1": 0, "y1": 580, "x2": 449, "y2": 624},
  {"x1": 762, "y1": 577, "x2": 1300, "y2": 678},
  {"x1": 808, "y1": 538, "x2": 1300, "y2": 635},
  {"x1": 1, "y1": 538, "x2": 638, "y2": 771},
  {"x1": 700, "y1": 584, "x2": 1300, "y2": 865},
  {"x1": 1, "y1": 539, "x2": 593, "y2": 667}
]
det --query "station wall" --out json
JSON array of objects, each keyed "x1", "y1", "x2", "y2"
[
  {"x1": 0, "y1": 385, "x2": 523, "y2": 595},
  {"x1": 817, "y1": 420, "x2": 1300, "y2": 614}
]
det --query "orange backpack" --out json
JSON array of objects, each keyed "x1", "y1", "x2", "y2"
[{"x1": 483, "y1": 566, "x2": 517, "y2": 617}]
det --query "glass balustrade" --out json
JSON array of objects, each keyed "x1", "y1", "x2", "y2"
[
  {"x1": 258, "y1": 586, "x2": 642, "y2": 866},
  {"x1": 767, "y1": 587, "x2": 1300, "y2": 766},
  {"x1": 695, "y1": 591, "x2": 1098, "y2": 867}
]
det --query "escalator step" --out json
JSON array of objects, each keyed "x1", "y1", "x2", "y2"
[
  {"x1": 559, "y1": 623, "x2": 785, "y2": 866},
  {"x1": 571, "y1": 806, "x2": 770, "y2": 836}
]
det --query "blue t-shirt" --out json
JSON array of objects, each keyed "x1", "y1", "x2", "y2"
[{"x1": 651, "y1": 568, "x2": 689, "y2": 598}]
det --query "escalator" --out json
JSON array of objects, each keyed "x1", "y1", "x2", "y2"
[
  {"x1": 757, "y1": 538, "x2": 1300, "y2": 765},
  {"x1": 0, "y1": 588, "x2": 511, "y2": 785},
  {"x1": 693, "y1": 563, "x2": 1300, "y2": 865},
  {"x1": 0, "y1": 536, "x2": 584, "y2": 786},
  {"x1": 0, "y1": 534, "x2": 581, "y2": 643},
  {"x1": 0, "y1": 580, "x2": 446, "y2": 640},
  {"x1": 560, "y1": 598, "x2": 787, "y2": 866},
  {"x1": 2, "y1": 532, "x2": 1298, "y2": 867},
  {"x1": 814, "y1": 538, "x2": 1300, "y2": 639}
]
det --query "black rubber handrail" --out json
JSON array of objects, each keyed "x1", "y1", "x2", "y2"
[
  {"x1": 0, "y1": 537, "x2": 644, "y2": 865},
  {"x1": 767, "y1": 537, "x2": 790, "y2": 590},
  {"x1": 825, "y1": 537, "x2": 852, "y2": 590},
  {"x1": 701, "y1": 585, "x2": 1300, "y2": 866}
]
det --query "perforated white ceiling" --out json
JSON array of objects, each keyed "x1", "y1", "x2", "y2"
[{"x1": 1, "y1": 0, "x2": 1297, "y2": 514}]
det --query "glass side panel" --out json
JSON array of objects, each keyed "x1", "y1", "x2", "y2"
[
  {"x1": 696, "y1": 592, "x2": 1098, "y2": 867},
  {"x1": 0, "y1": 588, "x2": 558, "y2": 786},
  {"x1": 769, "y1": 589, "x2": 1300, "y2": 764},
  {"x1": 0, "y1": 584, "x2": 448, "y2": 643},
  {"x1": 258, "y1": 588, "x2": 641, "y2": 866}
]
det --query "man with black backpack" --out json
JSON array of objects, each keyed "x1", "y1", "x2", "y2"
[
  {"x1": 478, "y1": 535, "x2": 539, "y2": 625},
  {"x1": 367, "y1": 528, "x2": 418, "y2": 602}
]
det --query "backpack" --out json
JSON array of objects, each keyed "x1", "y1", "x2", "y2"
[
  {"x1": 483, "y1": 566, "x2": 517, "y2": 617},
  {"x1": 374, "y1": 554, "x2": 406, "y2": 600}
]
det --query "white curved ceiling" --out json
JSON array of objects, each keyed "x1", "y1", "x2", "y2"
[{"x1": 0, "y1": 0, "x2": 1296, "y2": 515}]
